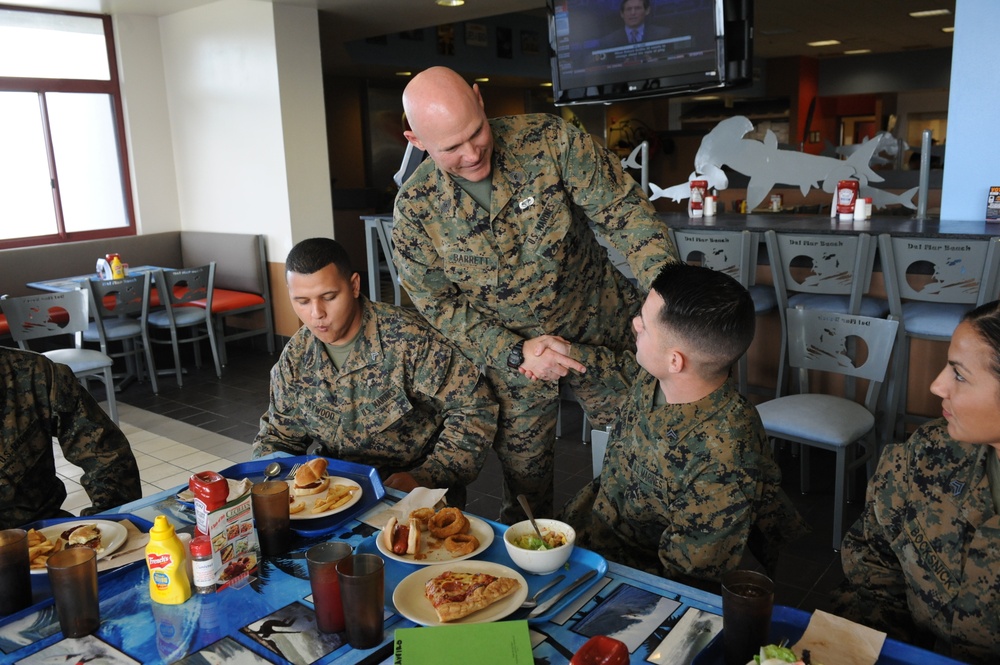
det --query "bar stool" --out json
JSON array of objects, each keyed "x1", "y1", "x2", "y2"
[{"x1": 877, "y1": 234, "x2": 1000, "y2": 442}]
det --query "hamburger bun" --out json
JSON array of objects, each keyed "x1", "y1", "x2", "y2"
[{"x1": 292, "y1": 458, "x2": 330, "y2": 496}]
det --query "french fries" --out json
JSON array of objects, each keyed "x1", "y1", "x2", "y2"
[
  {"x1": 310, "y1": 484, "x2": 355, "y2": 514},
  {"x1": 27, "y1": 528, "x2": 63, "y2": 569}
]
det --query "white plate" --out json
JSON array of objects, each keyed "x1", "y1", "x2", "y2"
[
  {"x1": 392, "y1": 561, "x2": 528, "y2": 627},
  {"x1": 30, "y1": 519, "x2": 128, "y2": 574},
  {"x1": 287, "y1": 476, "x2": 363, "y2": 520},
  {"x1": 376, "y1": 514, "x2": 494, "y2": 565}
]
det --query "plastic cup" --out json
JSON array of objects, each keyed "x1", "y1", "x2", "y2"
[
  {"x1": 721, "y1": 570, "x2": 774, "y2": 665},
  {"x1": 0, "y1": 529, "x2": 33, "y2": 616},
  {"x1": 306, "y1": 541, "x2": 353, "y2": 633},
  {"x1": 46, "y1": 547, "x2": 100, "y2": 637},
  {"x1": 251, "y1": 481, "x2": 291, "y2": 557},
  {"x1": 337, "y1": 553, "x2": 384, "y2": 649}
]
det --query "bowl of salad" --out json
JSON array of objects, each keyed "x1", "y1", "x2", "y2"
[{"x1": 503, "y1": 518, "x2": 575, "y2": 574}]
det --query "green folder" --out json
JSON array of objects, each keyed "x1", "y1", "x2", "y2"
[{"x1": 392, "y1": 620, "x2": 533, "y2": 664}]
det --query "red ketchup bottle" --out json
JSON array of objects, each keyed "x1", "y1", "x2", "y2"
[
  {"x1": 189, "y1": 471, "x2": 228, "y2": 538},
  {"x1": 570, "y1": 635, "x2": 629, "y2": 665}
]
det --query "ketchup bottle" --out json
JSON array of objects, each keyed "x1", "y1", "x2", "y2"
[
  {"x1": 189, "y1": 471, "x2": 228, "y2": 538},
  {"x1": 570, "y1": 636, "x2": 629, "y2": 665}
]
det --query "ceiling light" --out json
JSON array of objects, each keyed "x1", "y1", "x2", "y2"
[
  {"x1": 844, "y1": 49, "x2": 871, "y2": 55},
  {"x1": 435, "y1": 0, "x2": 464, "y2": 6},
  {"x1": 692, "y1": 95, "x2": 720, "y2": 101},
  {"x1": 540, "y1": 82, "x2": 553, "y2": 87},
  {"x1": 475, "y1": 77, "x2": 489, "y2": 83},
  {"x1": 395, "y1": 71, "x2": 412, "y2": 77},
  {"x1": 909, "y1": 9, "x2": 951, "y2": 18},
  {"x1": 942, "y1": 26, "x2": 955, "y2": 33},
  {"x1": 807, "y1": 40, "x2": 841, "y2": 47}
]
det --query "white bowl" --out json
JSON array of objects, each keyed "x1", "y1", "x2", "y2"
[{"x1": 503, "y1": 518, "x2": 575, "y2": 575}]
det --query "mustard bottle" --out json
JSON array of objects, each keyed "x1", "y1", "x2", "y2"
[
  {"x1": 109, "y1": 253, "x2": 125, "y2": 280},
  {"x1": 146, "y1": 515, "x2": 192, "y2": 605}
]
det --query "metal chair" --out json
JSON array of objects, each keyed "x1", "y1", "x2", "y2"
[
  {"x1": 83, "y1": 272, "x2": 158, "y2": 394},
  {"x1": 147, "y1": 264, "x2": 223, "y2": 387},
  {"x1": 765, "y1": 230, "x2": 887, "y2": 397},
  {"x1": 669, "y1": 228, "x2": 777, "y2": 396},
  {"x1": 877, "y1": 234, "x2": 1000, "y2": 440},
  {"x1": 755, "y1": 307, "x2": 898, "y2": 550},
  {"x1": 0, "y1": 289, "x2": 119, "y2": 423}
]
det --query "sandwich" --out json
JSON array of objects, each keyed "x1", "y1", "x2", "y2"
[
  {"x1": 62, "y1": 524, "x2": 104, "y2": 553},
  {"x1": 292, "y1": 458, "x2": 330, "y2": 496},
  {"x1": 383, "y1": 516, "x2": 421, "y2": 555}
]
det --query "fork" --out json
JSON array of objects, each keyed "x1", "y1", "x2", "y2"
[
  {"x1": 284, "y1": 463, "x2": 302, "y2": 480},
  {"x1": 520, "y1": 574, "x2": 565, "y2": 608}
]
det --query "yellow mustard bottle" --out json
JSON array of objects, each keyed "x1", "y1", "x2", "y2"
[{"x1": 146, "y1": 515, "x2": 192, "y2": 605}]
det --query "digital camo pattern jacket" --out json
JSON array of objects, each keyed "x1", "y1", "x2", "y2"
[
  {"x1": 562, "y1": 373, "x2": 807, "y2": 586},
  {"x1": 391, "y1": 113, "x2": 677, "y2": 380},
  {"x1": 837, "y1": 419, "x2": 1000, "y2": 664},
  {"x1": 0, "y1": 347, "x2": 140, "y2": 529},
  {"x1": 252, "y1": 298, "x2": 498, "y2": 494}
]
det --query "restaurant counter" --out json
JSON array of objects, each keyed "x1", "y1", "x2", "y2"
[{"x1": 0, "y1": 456, "x2": 967, "y2": 665}]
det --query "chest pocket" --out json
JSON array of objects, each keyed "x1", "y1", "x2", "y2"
[
  {"x1": 443, "y1": 252, "x2": 499, "y2": 287},
  {"x1": 608, "y1": 442, "x2": 668, "y2": 526},
  {"x1": 523, "y1": 198, "x2": 569, "y2": 263},
  {"x1": 355, "y1": 387, "x2": 413, "y2": 435}
]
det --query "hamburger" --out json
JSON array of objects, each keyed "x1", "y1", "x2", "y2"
[
  {"x1": 383, "y1": 516, "x2": 421, "y2": 555},
  {"x1": 292, "y1": 458, "x2": 331, "y2": 496},
  {"x1": 61, "y1": 524, "x2": 103, "y2": 553}
]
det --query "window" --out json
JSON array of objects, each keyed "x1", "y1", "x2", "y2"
[{"x1": 0, "y1": 6, "x2": 134, "y2": 248}]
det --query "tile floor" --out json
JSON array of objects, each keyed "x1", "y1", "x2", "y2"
[{"x1": 60, "y1": 340, "x2": 859, "y2": 616}]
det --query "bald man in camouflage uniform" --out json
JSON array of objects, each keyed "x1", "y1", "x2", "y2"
[
  {"x1": 1, "y1": 347, "x2": 140, "y2": 529},
  {"x1": 252, "y1": 238, "x2": 497, "y2": 507},
  {"x1": 393, "y1": 66, "x2": 676, "y2": 523},
  {"x1": 562, "y1": 264, "x2": 806, "y2": 587}
]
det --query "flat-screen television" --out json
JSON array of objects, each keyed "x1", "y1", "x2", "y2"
[{"x1": 549, "y1": 0, "x2": 753, "y2": 106}]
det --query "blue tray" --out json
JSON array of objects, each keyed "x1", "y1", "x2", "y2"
[
  {"x1": 15, "y1": 513, "x2": 154, "y2": 616},
  {"x1": 692, "y1": 604, "x2": 967, "y2": 665},
  {"x1": 218, "y1": 456, "x2": 385, "y2": 538},
  {"x1": 356, "y1": 517, "x2": 607, "y2": 624}
]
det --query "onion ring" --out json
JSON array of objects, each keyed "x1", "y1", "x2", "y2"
[
  {"x1": 444, "y1": 533, "x2": 479, "y2": 556},
  {"x1": 429, "y1": 507, "x2": 468, "y2": 539},
  {"x1": 409, "y1": 507, "x2": 435, "y2": 528}
]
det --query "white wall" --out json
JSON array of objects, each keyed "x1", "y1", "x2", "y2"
[
  {"x1": 114, "y1": 14, "x2": 182, "y2": 236},
  {"x1": 940, "y1": 0, "x2": 1000, "y2": 221}
]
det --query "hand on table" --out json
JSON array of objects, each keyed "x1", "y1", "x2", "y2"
[
  {"x1": 383, "y1": 471, "x2": 421, "y2": 493},
  {"x1": 519, "y1": 335, "x2": 587, "y2": 382}
]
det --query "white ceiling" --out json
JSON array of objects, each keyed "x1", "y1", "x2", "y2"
[{"x1": 4, "y1": 0, "x2": 957, "y2": 78}]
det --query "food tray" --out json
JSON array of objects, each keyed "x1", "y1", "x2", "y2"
[
  {"x1": 217, "y1": 456, "x2": 385, "y2": 537},
  {"x1": 357, "y1": 517, "x2": 607, "y2": 624},
  {"x1": 14, "y1": 513, "x2": 154, "y2": 616},
  {"x1": 692, "y1": 604, "x2": 968, "y2": 665}
]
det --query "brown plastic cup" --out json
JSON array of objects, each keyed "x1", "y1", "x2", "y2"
[
  {"x1": 0, "y1": 529, "x2": 33, "y2": 616},
  {"x1": 721, "y1": 570, "x2": 774, "y2": 665},
  {"x1": 46, "y1": 547, "x2": 100, "y2": 637},
  {"x1": 336, "y1": 553, "x2": 384, "y2": 649},
  {"x1": 251, "y1": 481, "x2": 291, "y2": 557},
  {"x1": 306, "y1": 541, "x2": 353, "y2": 633}
]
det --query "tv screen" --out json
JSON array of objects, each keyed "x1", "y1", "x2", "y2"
[{"x1": 549, "y1": 0, "x2": 752, "y2": 105}]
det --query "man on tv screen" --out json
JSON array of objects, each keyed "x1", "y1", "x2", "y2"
[{"x1": 599, "y1": 0, "x2": 672, "y2": 49}]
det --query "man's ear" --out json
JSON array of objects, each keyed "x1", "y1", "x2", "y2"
[
  {"x1": 403, "y1": 130, "x2": 425, "y2": 151},
  {"x1": 666, "y1": 348, "x2": 686, "y2": 374}
]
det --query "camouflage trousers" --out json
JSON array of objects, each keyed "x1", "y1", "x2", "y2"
[{"x1": 485, "y1": 347, "x2": 633, "y2": 524}]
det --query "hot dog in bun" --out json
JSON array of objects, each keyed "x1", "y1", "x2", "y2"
[
  {"x1": 383, "y1": 516, "x2": 421, "y2": 555},
  {"x1": 292, "y1": 458, "x2": 330, "y2": 496}
]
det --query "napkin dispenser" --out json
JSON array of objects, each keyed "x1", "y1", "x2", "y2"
[{"x1": 96, "y1": 258, "x2": 114, "y2": 280}]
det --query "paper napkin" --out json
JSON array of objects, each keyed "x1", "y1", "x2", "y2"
[{"x1": 358, "y1": 487, "x2": 448, "y2": 529}]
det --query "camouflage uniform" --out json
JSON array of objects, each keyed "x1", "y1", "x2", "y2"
[
  {"x1": 393, "y1": 113, "x2": 676, "y2": 522},
  {"x1": 0, "y1": 347, "x2": 140, "y2": 529},
  {"x1": 561, "y1": 372, "x2": 807, "y2": 587},
  {"x1": 836, "y1": 419, "x2": 1000, "y2": 664},
  {"x1": 252, "y1": 298, "x2": 497, "y2": 507}
]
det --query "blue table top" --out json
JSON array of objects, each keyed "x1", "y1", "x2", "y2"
[{"x1": 0, "y1": 456, "x2": 965, "y2": 665}]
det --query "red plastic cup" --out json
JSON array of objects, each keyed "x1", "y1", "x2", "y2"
[{"x1": 306, "y1": 541, "x2": 353, "y2": 633}]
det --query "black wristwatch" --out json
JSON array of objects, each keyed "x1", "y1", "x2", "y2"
[{"x1": 507, "y1": 340, "x2": 525, "y2": 370}]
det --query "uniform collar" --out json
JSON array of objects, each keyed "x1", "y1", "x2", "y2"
[{"x1": 643, "y1": 374, "x2": 738, "y2": 444}]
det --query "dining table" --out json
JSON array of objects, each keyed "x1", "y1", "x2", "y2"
[
  {"x1": 25, "y1": 265, "x2": 165, "y2": 293},
  {"x1": 0, "y1": 455, "x2": 967, "y2": 665}
]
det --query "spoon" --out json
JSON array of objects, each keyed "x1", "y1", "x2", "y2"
[
  {"x1": 263, "y1": 461, "x2": 281, "y2": 481},
  {"x1": 520, "y1": 574, "x2": 565, "y2": 608},
  {"x1": 516, "y1": 494, "x2": 545, "y2": 541}
]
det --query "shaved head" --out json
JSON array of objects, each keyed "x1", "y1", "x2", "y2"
[{"x1": 402, "y1": 67, "x2": 494, "y2": 181}]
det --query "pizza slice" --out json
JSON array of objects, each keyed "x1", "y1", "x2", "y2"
[{"x1": 424, "y1": 570, "x2": 521, "y2": 622}]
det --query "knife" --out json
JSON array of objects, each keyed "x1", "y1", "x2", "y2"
[{"x1": 528, "y1": 568, "x2": 598, "y2": 618}]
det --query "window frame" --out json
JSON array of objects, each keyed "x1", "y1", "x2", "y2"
[{"x1": 0, "y1": 4, "x2": 136, "y2": 250}]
